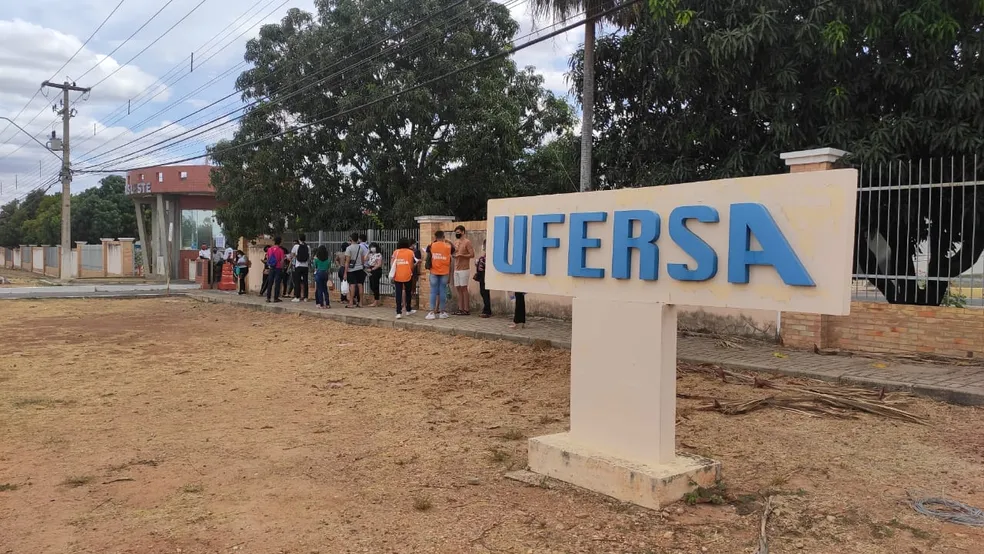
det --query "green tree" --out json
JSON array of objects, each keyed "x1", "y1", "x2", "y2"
[
  {"x1": 572, "y1": 0, "x2": 984, "y2": 305},
  {"x1": 21, "y1": 194, "x2": 62, "y2": 245},
  {"x1": 528, "y1": 0, "x2": 641, "y2": 192},
  {"x1": 71, "y1": 175, "x2": 138, "y2": 244},
  {"x1": 209, "y1": 0, "x2": 575, "y2": 236}
]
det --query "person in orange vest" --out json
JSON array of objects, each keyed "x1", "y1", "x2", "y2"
[
  {"x1": 425, "y1": 230, "x2": 455, "y2": 320},
  {"x1": 391, "y1": 237, "x2": 419, "y2": 319}
]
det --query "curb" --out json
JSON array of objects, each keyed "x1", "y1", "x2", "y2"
[{"x1": 186, "y1": 293, "x2": 984, "y2": 407}]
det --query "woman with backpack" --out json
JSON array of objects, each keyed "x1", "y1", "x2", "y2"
[{"x1": 291, "y1": 234, "x2": 311, "y2": 302}]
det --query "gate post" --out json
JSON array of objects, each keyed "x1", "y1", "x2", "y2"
[{"x1": 779, "y1": 148, "x2": 849, "y2": 349}]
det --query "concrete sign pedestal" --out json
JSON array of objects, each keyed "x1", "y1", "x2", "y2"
[
  {"x1": 486, "y1": 167, "x2": 857, "y2": 509},
  {"x1": 528, "y1": 299, "x2": 719, "y2": 509}
]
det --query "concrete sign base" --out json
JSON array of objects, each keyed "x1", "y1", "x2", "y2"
[
  {"x1": 524, "y1": 298, "x2": 722, "y2": 508},
  {"x1": 528, "y1": 433, "x2": 721, "y2": 510}
]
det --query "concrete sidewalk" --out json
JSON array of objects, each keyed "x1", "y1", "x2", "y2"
[
  {"x1": 0, "y1": 283, "x2": 201, "y2": 299},
  {"x1": 188, "y1": 290, "x2": 984, "y2": 406}
]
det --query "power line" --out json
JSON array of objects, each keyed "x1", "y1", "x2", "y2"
[
  {"x1": 0, "y1": 0, "x2": 125, "y2": 147},
  {"x1": 84, "y1": 0, "x2": 634, "y2": 173},
  {"x1": 85, "y1": 0, "x2": 212, "y2": 91},
  {"x1": 73, "y1": 0, "x2": 478, "y2": 166},
  {"x1": 75, "y1": 0, "x2": 178, "y2": 82},
  {"x1": 81, "y1": 0, "x2": 501, "y2": 170},
  {"x1": 70, "y1": 0, "x2": 290, "y2": 160}
]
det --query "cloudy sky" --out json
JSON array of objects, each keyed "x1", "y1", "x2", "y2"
[{"x1": 0, "y1": 0, "x2": 583, "y2": 205}]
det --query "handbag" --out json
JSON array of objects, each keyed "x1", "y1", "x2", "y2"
[
  {"x1": 340, "y1": 280, "x2": 349, "y2": 296},
  {"x1": 388, "y1": 262, "x2": 397, "y2": 280}
]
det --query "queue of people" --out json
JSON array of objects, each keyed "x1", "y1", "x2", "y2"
[{"x1": 242, "y1": 227, "x2": 526, "y2": 327}]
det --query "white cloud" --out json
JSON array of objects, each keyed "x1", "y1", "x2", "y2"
[{"x1": 0, "y1": 0, "x2": 584, "y2": 205}]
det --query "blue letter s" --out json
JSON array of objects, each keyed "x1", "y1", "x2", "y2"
[{"x1": 668, "y1": 206, "x2": 719, "y2": 281}]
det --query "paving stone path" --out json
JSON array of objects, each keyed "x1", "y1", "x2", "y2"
[{"x1": 190, "y1": 290, "x2": 984, "y2": 406}]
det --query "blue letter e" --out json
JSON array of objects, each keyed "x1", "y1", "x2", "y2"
[
  {"x1": 492, "y1": 215, "x2": 527, "y2": 274},
  {"x1": 727, "y1": 203, "x2": 814, "y2": 286}
]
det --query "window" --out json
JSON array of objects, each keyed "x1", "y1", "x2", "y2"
[
  {"x1": 126, "y1": 175, "x2": 130, "y2": 185},
  {"x1": 157, "y1": 172, "x2": 164, "y2": 183},
  {"x1": 139, "y1": 173, "x2": 144, "y2": 181},
  {"x1": 180, "y1": 171, "x2": 188, "y2": 180}
]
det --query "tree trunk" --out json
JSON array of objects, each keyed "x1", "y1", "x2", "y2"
[{"x1": 579, "y1": 19, "x2": 595, "y2": 192}]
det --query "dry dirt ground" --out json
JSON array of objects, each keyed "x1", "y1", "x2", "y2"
[
  {"x1": 0, "y1": 267, "x2": 51, "y2": 287},
  {"x1": 1, "y1": 298, "x2": 983, "y2": 554}
]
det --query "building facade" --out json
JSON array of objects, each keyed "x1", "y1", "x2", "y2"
[{"x1": 125, "y1": 165, "x2": 220, "y2": 280}]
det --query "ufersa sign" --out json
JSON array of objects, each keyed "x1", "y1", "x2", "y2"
[
  {"x1": 485, "y1": 169, "x2": 858, "y2": 315},
  {"x1": 124, "y1": 182, "x2": 152, "y2": 195}
]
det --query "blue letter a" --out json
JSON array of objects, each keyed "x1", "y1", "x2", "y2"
[
  {"x1": 728, "y1": 204, "x2": 814, "y2": 286},
  {"x1": 492, "y1": 215, "x2": 528, "y2": 274}
]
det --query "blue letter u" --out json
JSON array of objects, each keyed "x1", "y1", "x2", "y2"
[{"x1": 492, "y1": 215, "x2": 528, "y2": 274}]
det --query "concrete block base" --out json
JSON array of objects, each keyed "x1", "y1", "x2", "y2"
[{"x1": 528, "y1": 433, "x2": 722, "y2": 510}]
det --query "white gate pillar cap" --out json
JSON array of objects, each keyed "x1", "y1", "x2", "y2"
[
  {"x1": 414, "y1": 215, "x2": 456, "y2": 223},
  {"x1": 780, "y1": 147, "x2": 849, "y2": 167}
]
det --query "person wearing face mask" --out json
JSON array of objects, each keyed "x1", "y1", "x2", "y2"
[
  {"x1": 365, "y1": 242, "x2": 384, "y2": 307},
  {"x1": 452, "y1": 225, "x2": 475, "y2": 315}
]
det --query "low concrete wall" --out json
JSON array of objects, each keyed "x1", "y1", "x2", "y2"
[{"x1": 783, "y1": 301, "x2": 984, "y2": 358}]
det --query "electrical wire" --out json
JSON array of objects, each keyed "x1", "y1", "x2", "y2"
[
  {"x1": 83, "y1": 0, "x2": 636, "y2": 173},
  {"x1": 0, "y1": 0, "x2": 126, "y2": 150},
  {"x1": 85, "y1": 0, "x2": 212, "y2": 90},
  {"x1": 76, "y1": 0, "x2": 486, "y2": 167},
  {"x1": 75, "y1": 0, "x2": 178, "y2": 81},
  {"x1": 70, "y1": 0, "x2": 293, "y2": 161},
  {"x1": 81, "y1": 0, "x2": 513, "y2": 170}
]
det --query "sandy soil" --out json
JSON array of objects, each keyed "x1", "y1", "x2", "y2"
[{"x1": 1, "y1": 298, "x2": 982, "y2": 554}]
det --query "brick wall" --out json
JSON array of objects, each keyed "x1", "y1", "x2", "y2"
[{"x1": 782, "y1": 302, "x2": 984, "y2": 358}]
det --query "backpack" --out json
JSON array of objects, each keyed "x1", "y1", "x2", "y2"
[{"x1": 296, "y1": 243, "x2": 310, "y2": 263}]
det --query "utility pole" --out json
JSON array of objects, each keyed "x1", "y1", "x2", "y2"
[{"x1": 42, "y1": 80, "x2": 90, "y2": 280}]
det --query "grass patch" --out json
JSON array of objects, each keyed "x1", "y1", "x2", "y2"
[
  {"x1": 488, "y1": 447, "x2": 510, "y2": 463},
  {"x1": 887, "y1": 518, "x2": 935, "y2": 540},
  {"x1": 413, "y1": 496, "x2": 433, "y2": 511},
  {"x1": 500, "y1": 428, "x2": 524, "y2": 441},
  {"x1": 61, "y1": 475, "x2": 92, "y2": 488},
  {"x1": 683, "y1": 480, "x2": 729, "y2": 506},
  {"x1": 13, "y1": 397, "x2": 71, "y2": 408},
  {"x1": 180, "y1": 483, "x2": 204, "y2": 494},
  {"x1": 0, "y1": 483, "x2": 19, "y2": 491}
]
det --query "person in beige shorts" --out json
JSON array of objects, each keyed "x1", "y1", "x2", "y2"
[{"x1": 452, "y1": 225, "x2": 475, "y2": 315}]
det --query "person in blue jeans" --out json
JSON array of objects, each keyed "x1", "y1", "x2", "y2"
[
  {"x1": 312, "y1": 245, "x2": 333, "y2": 309},
  {"x1": 265, "y1": 236, "x2": 286, "y2": 303}
]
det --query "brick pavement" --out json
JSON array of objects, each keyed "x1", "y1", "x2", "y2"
[{"x1": 188, "y1": 290, "x2": 984, "y2": 406}]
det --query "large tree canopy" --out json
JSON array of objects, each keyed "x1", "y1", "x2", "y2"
[
  {"x1": 210, "y1": 0, "x2": 575, "y2": 238},
  {"x1": 575, "y1": 0, "x2": 984, "y2": 186},
  {"x1": 569, "y1": 0, "x2": 984, "y2": 305}
]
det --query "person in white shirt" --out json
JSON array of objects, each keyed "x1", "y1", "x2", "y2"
[
  {"x1": 290, "y1": 234, "x2": 311, "y2": 302},
  {"x1": 224, "y1": 245, "x2": 234, "y2": 262},
  {"x1": 198, "y1": 244, "x2": 210, "y2": 260}
]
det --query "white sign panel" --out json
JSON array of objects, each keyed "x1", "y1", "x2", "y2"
[{"x1": 485, "y1": 169, "x2": 858, "y2": 315}]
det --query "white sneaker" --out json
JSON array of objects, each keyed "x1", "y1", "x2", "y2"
[
  {"x1": 396, "y1": 313, "x2": 402, "y2": 319},
  {"x1": 425, "y1": 312, "x2": 436, "y2": 320},
  {"x1": 409, "y1": 310, "x2": 417, "y2": 315},
  {"x1": 439, "y1": 312, "x2": 449, "y2": 319},
  {"x1": 291, "y1": 298, "x2": 301, "y2": 303}
]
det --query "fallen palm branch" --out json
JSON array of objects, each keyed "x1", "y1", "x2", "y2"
[{"x1": 682, "y1": 364, "x2": 928, "y2": 425}]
